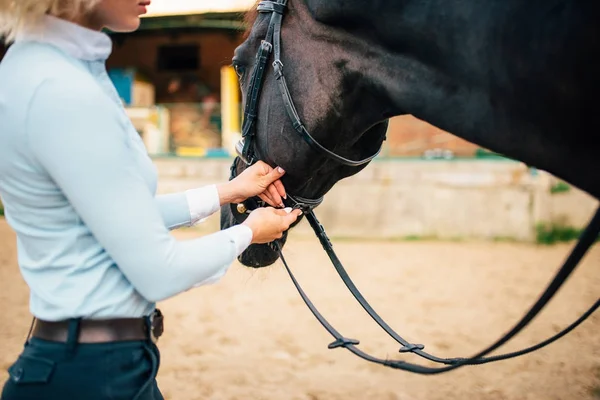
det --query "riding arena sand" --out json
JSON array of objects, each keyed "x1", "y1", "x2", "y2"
[{"x1": 0, "y1": 219, "x2": 599, "y2": 400}]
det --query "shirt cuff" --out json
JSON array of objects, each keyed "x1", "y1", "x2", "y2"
[
  {"x1": 226, "y1": 224, "x2": 254, "y2": 256},
  {"x1": 185, "y1": 184, "x2": 220, "y2": 225}
]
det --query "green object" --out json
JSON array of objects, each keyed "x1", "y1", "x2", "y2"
[
  {"x1": 535, "y1": 223, "x2": 599, "y2": 245},
  {"x1": 474, "y1": 148, "x2": 509, "y2": 159},
  {"x1": 550, "y1": 181, "x2": 571, "y2": 194}
]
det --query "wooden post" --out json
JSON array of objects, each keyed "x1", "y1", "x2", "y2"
[{"x1": 220, "y1": 65, "x2": 241, "y2": 156}]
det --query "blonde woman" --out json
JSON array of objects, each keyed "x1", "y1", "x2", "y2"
[{"x1": 0, "y1": 1, "x2": 302, "y2": 399}]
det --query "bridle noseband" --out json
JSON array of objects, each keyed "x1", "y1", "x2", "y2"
[{"x1": 230, "y1": 0, "x2": 600, "y2": 374}]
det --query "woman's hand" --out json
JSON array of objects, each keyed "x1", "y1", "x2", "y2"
[
  {"x1": 219, "y1": 161, "x2": 287, "y2": 207},
  {"x1": 242, "y1": 207, "x2": 303, "y2": 244}
]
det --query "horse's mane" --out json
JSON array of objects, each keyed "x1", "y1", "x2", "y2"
[{"x1": 242, "y1": 1, "x2": 260, "y2": 39}]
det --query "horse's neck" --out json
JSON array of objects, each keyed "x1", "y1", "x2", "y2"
[
  {"x1": 301, "y1": 0, "x2": 600, "y2": 198},
  {"x1": 303, "y1": 0, "x2": 485, "y2": 133}
]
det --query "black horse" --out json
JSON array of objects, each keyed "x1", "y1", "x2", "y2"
[
  {"x1": 217, "y1": 0, "x2": 600, "y2": 373},
  {"x1": 221, "y1": 0, "x2": 600, "y2": 268}
]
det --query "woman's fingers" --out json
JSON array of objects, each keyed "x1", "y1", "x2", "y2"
[
  {"x1": 267, "y1": 184, "x2": 284, "y2": 207},
  {"x1": 258, "y1": 192, "x2": 276, "y2": 206},
  {"x1": 273, "y1": 179, "x2": 286, "y2": 199}
]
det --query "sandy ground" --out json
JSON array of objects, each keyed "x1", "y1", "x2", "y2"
[{"x1": 0, "y1": 218, "x2": 599, "y2": 400}]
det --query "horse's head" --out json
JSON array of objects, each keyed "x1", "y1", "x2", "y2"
[{"x1": 220, "y1": 0, "x2": 391, "y2": 268}]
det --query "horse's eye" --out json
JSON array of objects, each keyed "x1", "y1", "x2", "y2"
[{"x1": 233, "y1": 63, "x2": 246, "y2": 81}]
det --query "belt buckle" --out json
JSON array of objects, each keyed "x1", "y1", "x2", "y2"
[{"x1": 149, "y1": 309, "x2": 164, "y2": 344}]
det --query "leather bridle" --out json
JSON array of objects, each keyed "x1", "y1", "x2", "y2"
[
  {"x1": 230, "y1": 0, "x2": 600, "y2": 374},
  {"x1": 234, "y1": 0, "x2": 381, "y2": 169}
]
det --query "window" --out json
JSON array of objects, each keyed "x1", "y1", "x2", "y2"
[{"x1": 156, "y1": 44, "x2": 200, "y2": 72}]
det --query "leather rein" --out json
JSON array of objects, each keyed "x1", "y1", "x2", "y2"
[{"x1": 230, "y1": 0, "x2": 600, "y2": 374}]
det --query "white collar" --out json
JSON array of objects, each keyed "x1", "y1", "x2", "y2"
[{"x1": 16, "y1": 14, "x2": 112, "y2": 61}]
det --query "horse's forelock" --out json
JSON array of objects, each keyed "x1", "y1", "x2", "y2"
[{"x1": 242, "y1": 1, "x2": 260, "y2": 39}]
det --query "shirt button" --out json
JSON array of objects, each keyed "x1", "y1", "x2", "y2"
[{"x1": 12, "y1": 367, "x2": 23, "y2": 382}]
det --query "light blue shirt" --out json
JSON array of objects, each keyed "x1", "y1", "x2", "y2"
[{"x1": 0, "y1": 15, "x2": 252, "y2": 321}]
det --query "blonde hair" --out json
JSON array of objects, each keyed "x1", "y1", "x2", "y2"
[{"x1": 0, "y1": 0, "x2": 100, "y2": 43}]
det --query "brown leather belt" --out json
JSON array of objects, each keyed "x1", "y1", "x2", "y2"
[{"x1": 31, "y1": 310, "x2": 164, "y2": 344}]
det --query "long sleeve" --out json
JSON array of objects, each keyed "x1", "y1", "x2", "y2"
[
  {"x1": 25, "y1": 77, "x2": 253, "y2": 303},
  {"x1": 155, "y1": 184, "x2": 221, "y2": 230}
]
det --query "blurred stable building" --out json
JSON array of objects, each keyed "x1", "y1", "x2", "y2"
[
  {"x1": 105, "y1": 0, "x2": 252, "y2": 157},
  {"x1": 0, "y1": 1, "x2": 482, "y2": 159}
]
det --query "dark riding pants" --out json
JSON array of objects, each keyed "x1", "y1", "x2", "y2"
[{"x1": 1, "y1": 319, "x2": 164, "y2": 400}]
